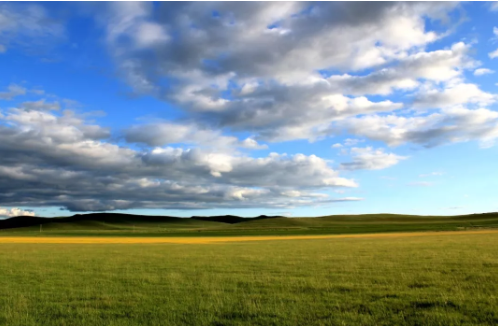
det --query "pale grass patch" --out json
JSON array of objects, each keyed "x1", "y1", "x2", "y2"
[{"x1": 1, "y1": 229, "x2": 498, "y2": 244}]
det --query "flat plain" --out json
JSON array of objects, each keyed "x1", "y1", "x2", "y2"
[
  {"x1": 1, "y1": 223, "x2": 498, "y2": 325},
  {"x1": 2, "y1": 213, "x2": 498, "y2": 325},
  {"x1": 1, "y1": 229, "x2": 498, "y2": 244}
]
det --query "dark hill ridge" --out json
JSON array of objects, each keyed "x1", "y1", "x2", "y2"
[
  {"x1": 1, "y1": 212, "x2": 498, "y2": 231},
  {"x1": 0, "y1": 213, "x2": 283, "y2": 230},
  {"x1": 0, "y1": 216, "x2": 47, "y2": 229},
  {"x1": 191, "y1": 215, "x2": 282, "y2": 224}
]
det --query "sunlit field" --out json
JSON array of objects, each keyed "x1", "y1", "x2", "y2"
[{"x1": 1, "y1": 231, "x2": 498, "y2": 325}]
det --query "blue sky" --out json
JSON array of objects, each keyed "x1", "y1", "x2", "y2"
[{"x1": 1, "y1": 2, "x2": 498, "y2": 218}]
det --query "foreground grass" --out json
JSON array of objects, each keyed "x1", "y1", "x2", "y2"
[{"x1": 1, "y1": 232, "x2": 498, "y2": 325}]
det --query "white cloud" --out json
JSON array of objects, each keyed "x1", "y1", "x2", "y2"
[
  {"x1": 97, "y1": 2, "x2": 461, "y2": 142},
  {"x1": 0, "y1": 3, "x2": 65, "y2": 52},
  {"x1": 105, "y1": 2, "x2": 453, "y2": 83},
  {"x1": 142, "y1": 149, "x2": 357, "y2": 187},
  {"x1": 86, "y1": 2, "x2": 498, "y2": 154},
  {"x1": 0, "y1": 103, "x2": 357, "y2": 211},
  {"x1": 0, "y1": 207, "x2": 35, "y2": 218},
  {"x1": 489, "y1": 27, "x2": 498, "y2": 58},
  {"x1": 327, "y1": 42, "x2": 476, "y2": 96},
  {"x1": 332, "y1": 139, "x2": 364, "y2": 149},
  {"x1": 337, "y1": 106, "x2": 498, "y2": 148},
  {"x1": 234, "y1": 93, "x2": 403, "y2": 142},
  {"x1": 489, "y1": 49, "x2": 498, "y2": 59},
  {"x1": 0, "y1": 44, "x2": 5, "y2": 53},
  {"x1": 125, "y1": 122, "x2": 267, "y2": 150},
  {"x1": 413, "y1": 82, "x2": 496, "y2": 109},
  {"x1": 474, "y1": 68, "x2": 495, "y2": 76},
  {"x1": 0, "y1": 84, "x2": 26, "y2": 100},
  {"x1": 20, "y1": 99, "x2": 60, "y2": 111},
  {"x1": 105, "y1": 2, "x2": 168, "y2": 49},
  {"x1": 340, "y1": 147, "x2": 407, "y2": 170},
  {"x1": 344, "y1": 138, "x2": 364, "y2": 147},
  {"x1": 134, "y1": 22, "x2": 169, "y2": 47}
]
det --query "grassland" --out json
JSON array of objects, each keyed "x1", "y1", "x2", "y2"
[
  {"x1": 2, "y1": 212, "x2": 498, "y2": 237},
  {"x1": 1, "y1": 231, "x2": 498, "y2": 325}
]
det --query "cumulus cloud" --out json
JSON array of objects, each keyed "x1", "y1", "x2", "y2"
[
  {"x1": 0, "y1": 3, "x2": 65, "y2": 53},
  {"x1": 332, "y1": 138, "x2": 364, "y2": 149},
  {"x1": 0, "y1": 84, "x2": 26, "y2": 100},
  {"x1": 223, "y1": 93, "x2": 402, "y2": 142},
  {"x1": 474, "y1": 68, "x2": 495, "y2": 76},
  {"x1": 336, "y1": 106, "x2": 498, "y2": 148},
  {"x1": 340, "y1": 147, "x2": 407, "y2": 170},
  {"x1": 87, "y1": 2, "x2": 496, "y2": 150},
  {"x1": 327, "y1": 42, "x2": 476, "y2": 96},
  {"x1": 105, "y1": 2, "x2": 454, "y2": 82},
  {"x1": 344, "y1": 139, "x2": 364, "y2": 147},
  {"x1": 489, "y1": 27, "x2": 498, "y2": 58},
  {"x1": 125, "y1": 122, "x2": 266, "y2": 150},
  {"x1": 0, "y1": 207, "x2": 35, "y2": 218},
  {"x1": 0, "y1": 103, "x2": 356, "y2": 211},
  {"x1": 94, "y1": 2, "x2": 461, "y2": 142},
  {"x1": 20, "y1": 99, "x2": 61, "y2": 111},
  {"x1": 141, "y1": 149, "x2": 357, "y2": 187},
  {"x1": 413, "y1": 82, "x2": 496, "y2": 109},
  {"x1": 51, "y1": 2, "x2": 488, "y2": 153}
]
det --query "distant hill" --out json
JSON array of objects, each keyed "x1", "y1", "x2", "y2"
[
  {"x1": 0, "y1": 216, "x2": 48, "y2": 229},
  {"x1": 1, "y1": 212, "x2": 498, "y2": 235},
  {"x1": 0, "y1": 213, "x2": 282, "y2": 230},
  {"x1": 191, "y1": 215, "x2": 282, "y2": 224}
]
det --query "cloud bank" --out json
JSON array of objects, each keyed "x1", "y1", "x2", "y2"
[
  {"x1": 0, "y1": 103, "x2": 357, "y2": 211},
  {"x1": 0, "y1": 2, "x2": 497, "y2": 214}
]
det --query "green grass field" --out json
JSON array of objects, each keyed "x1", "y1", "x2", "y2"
[
  {"x1": 2, "y1": 212, "x2": 498, "y2": 237},
  {"x1": 1, "y1": 232, "x2": 498, "y2": 325}
]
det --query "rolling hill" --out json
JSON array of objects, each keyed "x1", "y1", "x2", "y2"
[
  {"x1": 1, "y1": 212, "x2": 498, "y2": 236},
  {"x1": 0, "y1": 213, "x2": 281, "y2": 231}
]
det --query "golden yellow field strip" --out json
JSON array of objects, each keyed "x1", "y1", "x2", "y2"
[{"x1": 0, "y1": 229, "x2": 497, "y2": 244}]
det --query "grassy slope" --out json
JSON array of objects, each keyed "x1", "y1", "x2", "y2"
[
  {"x1": 1, "y1": 232, "x2": 497, "y2": 325},
  {"x1": 0, "y1": 213, "x2": 228, "y2": 235},
  {"x1": 1, "y1": 212, "x2": 498, "y2": 237}
]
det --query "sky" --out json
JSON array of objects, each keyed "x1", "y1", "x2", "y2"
[{"x1": 1, "y1": 1, "x2": 498, "y2": 218}]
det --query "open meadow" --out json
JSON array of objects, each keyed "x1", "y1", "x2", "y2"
[{"x1": 1, "y1": 230, "x2": 498, "y2": 326}]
